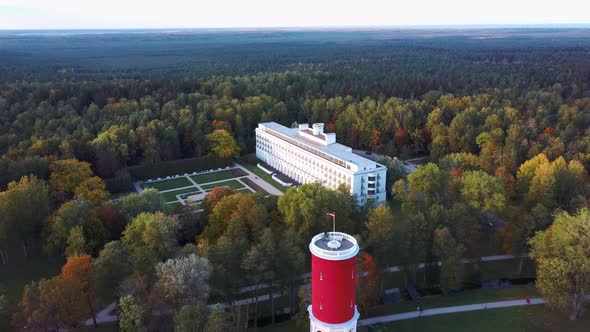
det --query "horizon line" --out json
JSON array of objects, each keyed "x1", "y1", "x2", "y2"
[{"x1": 2, "y1": 23, "x2": 590, "y2": 32}]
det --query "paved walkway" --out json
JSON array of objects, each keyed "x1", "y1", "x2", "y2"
[
  {"x1": 84, "y1": 301, "x2": 118, "y2": 326},
  {"x1": 234, "y1": 163, "x2": 284, "y2": 196},
  {"x1": 358, "y1": 298, "x2": 544, "y2": 326}
]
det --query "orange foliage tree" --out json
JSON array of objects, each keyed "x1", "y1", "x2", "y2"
[
  {"x1": 358, "y1": 252, "x2": 382, "y2": 315},
  {"x1": 60, "y1": 254, "x2": 98, "y2": 327}
]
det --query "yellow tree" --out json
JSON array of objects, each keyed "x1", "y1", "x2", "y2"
[
  {"x1": 205, "y1": 129, "x2": 240, "y2": 159},
  {"x1": 74, "y1": 176, "x2": 110, "y2": 204},
  {"x1": 530, "y1": 208, "x2": 590, "y2": 320},
  {"x1": 49, "y1": 159, "x2": 94, "y2": 199}
]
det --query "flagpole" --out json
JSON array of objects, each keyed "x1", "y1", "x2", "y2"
[{"x1": 332, "y1": 213, "x2": 335, "y2": 234}]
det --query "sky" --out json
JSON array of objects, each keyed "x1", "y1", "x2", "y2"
[{"x1": 0, "y1": 0, "x2": 589, "y2": 30}]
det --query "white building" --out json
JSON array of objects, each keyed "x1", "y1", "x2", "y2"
[{"x1": 255, "y1": 122, "x2": 387, "y2": 204}]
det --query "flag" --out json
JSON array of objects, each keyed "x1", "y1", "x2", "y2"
[{"x1": 326, "y1": 212, "x2": 335, "y2": 218}]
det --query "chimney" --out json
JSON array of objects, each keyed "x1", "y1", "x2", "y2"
[{"x1": 312, "y1": 123, "x2": 324, "y2": 135}]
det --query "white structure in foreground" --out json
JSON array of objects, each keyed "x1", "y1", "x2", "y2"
[{"x1": 255, "y1": 122, "x2": 386, "y2": 204}]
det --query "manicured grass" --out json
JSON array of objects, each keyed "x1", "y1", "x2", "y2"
[
  {"x1": 237, "y1": 187, "x2": 255, "y2": 193},
  {"x1": 160, "y1": 187, "x2": 201, "y2": 202},
  {"x1": 143, "y1": 177, "x2": 192, "y2": 191},
  {"x1": 201, "y1": 179, "x2": 245, "y2": 190},
  {"x1": 237, "y1": 161, "x2": 287, "y2": 192},
  {"x1": 190, "y1": 169, "x2": 247, "y2": 184}
]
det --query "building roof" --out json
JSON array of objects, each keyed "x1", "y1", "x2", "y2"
[{"x1": 258, "y1": 122, "x2": 385, "y2": 172}]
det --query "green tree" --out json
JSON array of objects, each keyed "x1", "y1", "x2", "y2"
[
  {"x1": 278, "y1": 183, "x2": 354, "y2": 241},
  {"x1": 118, "y1": 295, "x2": 145, "y2": 332},
  {"x1": 529, "y1": 208, "x2": 590, "y2": 320},
  {"x1": 365, "y1": 205, "x2": 398, "y2": 269},
  {"x1": 434, "y1": 227, "x2": 464, "y2": 294},
  {"x1": 459, "y1": 170, "x2": 506, "y2": 213},
  {"x1": 174, "y1": 304, "x2": 208, "y2": 332},
  {"x1": 206, "y1": 129, "x2": 240, "y2": 159},
  {"x1": 65, "y1": 225, "x2": 86, "y2": 257},
  {"x1": 0, "y1": 175, "x2": 51, "y2": 260},
  {"x1": 122, "y1": 212, "x2": 179, "y2": 276},
  {"x1": 117, "y1": 188, "x2": 167, "y2": 220},
  {"x1": 206, "y1": 304, "x2": 232, "y2": 332},
  {"x1": 93, "y1": 241, "x2": 132, "y2": 303}
]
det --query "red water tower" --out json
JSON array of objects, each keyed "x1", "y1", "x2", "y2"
[{"x1": 308, "y1": 231, "x2": 360, "y2": 332}]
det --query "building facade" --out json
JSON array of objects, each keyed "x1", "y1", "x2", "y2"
[
  {"x1": 308, "y1": 231, "x2": 360, "y2": 332},
  {"x1": 255, "y1": 122, "x2": 386, "y2": 204}
]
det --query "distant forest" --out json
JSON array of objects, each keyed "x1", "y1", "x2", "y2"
[{"x1": 1, "y1": 29, "x2": 590, "y2": 186}]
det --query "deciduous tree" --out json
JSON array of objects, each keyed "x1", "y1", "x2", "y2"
[{"x1": 530, "y1": 208, "x2": 590, "y2": 320}]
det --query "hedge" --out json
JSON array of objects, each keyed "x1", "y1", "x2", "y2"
[{"x1": 126, "y1": 156, "x2": 231, "y2": 181}]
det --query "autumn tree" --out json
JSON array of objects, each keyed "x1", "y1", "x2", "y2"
[
  {"x1": 60, "y1": 254, "x2": 98, "y2": 327},
  {"x1": 95, "y1": 203, "x2": 128, "y2": 240},
  {"x1": 73, "y1": 176, "x2": 110, "y2": 205},
  {"x1": 49, "y1": 159, "x2": 94, "y2": 201},
  {"x1": 203, "y1": 193, "x2": 267, "y2": 242},
  {"x1": 358, "y1": 252, "x2": 381, "y2": 315},
  {"x1": 206, "y1": 129, "x2": 240, "y2": 159},
  {"x1": 530, "y1": 208, "x2": 590, "y2": 320}
]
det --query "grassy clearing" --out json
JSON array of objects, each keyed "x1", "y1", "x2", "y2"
[
  {"x1": 160, "y1": 187, "x2": 201, "y2": 203},
  {"x1": 190, "y1": 169, "x2": 246, "y2": 184},
  {"x1": 142, "y1": 177, "x2": 192, "y2": 191},
  {"x1": 201, "y1": 179, "x2": 245, "y2": 190}
]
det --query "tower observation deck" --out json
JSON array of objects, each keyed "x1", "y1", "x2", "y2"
[{"x1": 308, "y1": 231, "x2": 360, "y2": 332}]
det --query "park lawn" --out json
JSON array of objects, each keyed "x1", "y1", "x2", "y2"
[
  {"x1": 201, "y1": 179, "x2": 245, "y2": 190},
  {"x1": 237, "y1": 161, "x2": 287, "y2": 192},
  {"x1": 237, "y1": 187, "x2": 256, "y2": 193},
  {"x1": 369, "y1": 285, "x2": 539, "y2": 317},
  {"x1": 143, "y1": 177, "x2": 192, "y2": 191},
  {"x1": 190, "y1": 169, "x2": 246, "y2": 184},
  {"x1": 160, "y1": 187, "x2": 201, "y2": 203}
]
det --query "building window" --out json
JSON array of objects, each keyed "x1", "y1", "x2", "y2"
[{"x1": 368, "y1": 190, "x2": 375, "y2": 196}]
